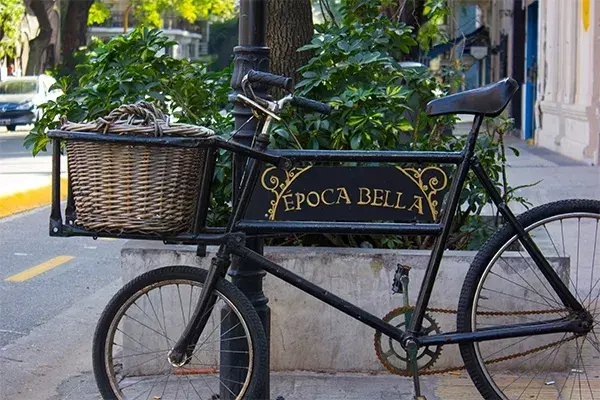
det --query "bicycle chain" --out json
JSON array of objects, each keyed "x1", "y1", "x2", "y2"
[{"x1": 374, "y1": 306, "x2": 575, "y2": 377}]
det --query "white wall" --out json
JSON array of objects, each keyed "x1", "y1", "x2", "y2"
[{"x1": 535, "y1": 0, "x2": 599, "y2": 166}]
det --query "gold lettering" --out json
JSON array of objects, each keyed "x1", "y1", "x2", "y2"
[
  {"x1": 282, "y1": 194, "x2": 295, "y2": 211},
  {"x1": 336, "y1": 187, "x2": 351, "y2": 205},
  {"x1": 321, "y1": 188, "x2": 335, "y2": 205},
  {"x1": 295, "y1": 193, "x2": 306, "y2": 210},
  {"x1": 408, "y1": 195, "x2": 424, "y2": 215},
  {"x1": 394, "y1": 192, "x2": 406, "y2": 209},
  {"x1": 307, "y1": 191, "x2": 320, "y2": 207},
  {"x1": 383, "y1": 190, "x2": 394, "y2": 208},
  {"x1": 372, "y1": 189, "x2": 385, "y2": 207},
  {"x1": 357, "y1": 187, "x2": 372, "y2": 205}
]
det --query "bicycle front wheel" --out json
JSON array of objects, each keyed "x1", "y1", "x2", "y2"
[
  {"x1": 457, "y1": 199, "x2": 600, "y2": 399},
  {"x1": 93, "y1": 265, "x2": 268, "y2": 399}
]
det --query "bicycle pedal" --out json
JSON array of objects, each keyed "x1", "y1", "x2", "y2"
[{"x1": 392, "y1": 264, "x2": 410, "y2": 294}]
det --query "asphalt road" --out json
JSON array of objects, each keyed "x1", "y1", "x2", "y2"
[
  {"x1": 0, "y1": 207, "x2": 123, "y2": 347},
  {"x1": 0, "y1": 126, "x2": 35, "y2": 156},
  {"x1": 0, "y1": 204, "x2": 125, "y2": 399}
]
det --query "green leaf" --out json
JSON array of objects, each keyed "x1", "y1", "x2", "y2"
[
  {"x1": 398, "y1": 121, "x2": 413, "y2": 131},
  {"x1": 350, "y1": 135, "x2": 362, "y2": 149},
  {"x1": 302, "y1": 71, "x2": 319, "y2": 78},
  {"x1": 337, "y1": 40, "x2": 351, "y2": 53}
]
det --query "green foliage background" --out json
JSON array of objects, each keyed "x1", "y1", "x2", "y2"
[
  {"x1": 87, "y1": 0, "x2": 235, "y2": 28},
  {"x1": 0, "y1": 0, "x2": 26, "y2": 59},
  {"x1": 29, "y1": 1, "x2": 533, "y2": 250}
]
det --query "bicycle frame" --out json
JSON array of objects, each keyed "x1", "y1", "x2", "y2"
[{"x1": 168, "y1": 114, "x2": 588, "y2": 368}]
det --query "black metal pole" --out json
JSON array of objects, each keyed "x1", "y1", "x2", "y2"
[{"x1": 221, "y1": 0, "x2": 270, "y2": 398}]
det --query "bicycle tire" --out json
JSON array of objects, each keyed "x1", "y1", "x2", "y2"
[
  {"x1": 93, "y1": 265, "x2": 268, "y2": 399},
  {"x1": 457, "y1": 199, "x2": 600, "y2": 399}
]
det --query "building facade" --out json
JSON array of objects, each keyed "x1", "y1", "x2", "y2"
[
  {"x1": 440, "y1": 0, "x2": 598, "y2": 166},
  {"x1": 534, "y1": 0, "x2": 599, "y2": 165}
]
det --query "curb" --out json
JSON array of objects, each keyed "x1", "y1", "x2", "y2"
[{"x1": 0, "y1": 177, "x2": 69, "y2": 218}]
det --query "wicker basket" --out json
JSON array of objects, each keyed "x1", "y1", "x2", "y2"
[{"x1": 61, "y1": 102, "x2": 215, "y2": 235}]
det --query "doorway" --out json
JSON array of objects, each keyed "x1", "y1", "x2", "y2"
[{"x1": 524, "y1": 1, "x2": 539, "y2": 143}]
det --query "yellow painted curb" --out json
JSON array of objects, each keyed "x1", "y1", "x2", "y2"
[{"x1": 0, "y1": 177, "x2": 68, "y2": 218}]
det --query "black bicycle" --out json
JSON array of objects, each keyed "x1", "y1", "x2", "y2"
[{"x1": 48, "y1": 71, "x2": 600, "y2": 399}]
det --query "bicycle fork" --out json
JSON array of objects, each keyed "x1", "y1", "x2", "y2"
[{"x1": 168, "y1": 248, "x2": 231, "y2": 366}]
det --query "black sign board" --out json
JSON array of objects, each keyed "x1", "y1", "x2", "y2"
[{"x1": 245, "y1": 165, "x2": 451, "y2": 223}]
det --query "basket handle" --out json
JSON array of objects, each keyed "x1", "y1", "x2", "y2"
[{"x1": 97, "y1": 101, "x2": 168, "y2": 137}]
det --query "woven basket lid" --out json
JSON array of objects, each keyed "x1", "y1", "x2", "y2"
[{"x1": 61, "y1": 101, "x2": 215, "y2": 138}]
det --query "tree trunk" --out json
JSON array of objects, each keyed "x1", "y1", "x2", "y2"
[
  {"x1": 26, "y1": 0, "x2": 54, "y2": 76},
  {"x1": 266, "y1": 0, "x2": 313, "y2": 86},
  {"x1": 61, "y1": 0, "x2": 94, "y2": 71}
]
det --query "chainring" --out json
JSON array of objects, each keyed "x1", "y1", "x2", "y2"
[{"x1": 374, "y1": 306, "x2": 443, "y2": 376}]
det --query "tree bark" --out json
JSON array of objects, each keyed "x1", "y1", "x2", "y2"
[
  {"x1": 61, "y1": 0, "x2": 95, "y2": 71},
  {"x1": 266, "y1": 0, "x2": 313, "y2": 86},
  {"x1": 26, "y1": 0, "x2": 54, "y2": 76}
]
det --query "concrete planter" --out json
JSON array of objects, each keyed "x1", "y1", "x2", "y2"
[{"x1": 121, "y1": 242, "x2": 569, "y2": 373}]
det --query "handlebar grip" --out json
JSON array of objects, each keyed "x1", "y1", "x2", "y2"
[
  {"x1": 246, "y1": 70, "x2": 294, "y2": 92},
  {"x1": 291, "y1": 96, "x2": 333, "y2": 115}
]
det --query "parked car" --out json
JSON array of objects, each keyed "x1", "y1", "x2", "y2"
[{"x1": 0, "y1": 75, "x2": 62, "y2": 131}]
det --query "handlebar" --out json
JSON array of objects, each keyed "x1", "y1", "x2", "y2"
[
  {"x1": 245, "y1": 70, "x2": 332, "y2": 116},
  {"x1": 291, "y1": 96, "x2": 332, "y2": 115},
  {"x1": 246, "y1": 70, "x2": 294, "y2": 92}
]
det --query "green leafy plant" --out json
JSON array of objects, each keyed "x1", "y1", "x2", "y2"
[
  {"x1": 28, "y1": 27, "x2": 233, "y2": 149},
  {"x1": 29, "y1": 9, "x2": 534, "y2": 250},
  {"x1": 269, "y1": 0, "x2": 534, "y2": 250},
  {"x1": 417, "y1": 0, "x2": 450, "y2": 53}
]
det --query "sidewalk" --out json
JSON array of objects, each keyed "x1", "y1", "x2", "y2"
[
  {"x1": 51, "y1": 370, "x2": 479, "y2": 400},
  {"x1": 484, "y1": 135, "x2": 598, "y2": 214}
]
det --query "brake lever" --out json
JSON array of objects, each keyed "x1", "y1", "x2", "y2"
[
  {"x1": 236, "y1": 94, "x2": 282, "y2": 121},
  {"x1": 241, "y1": 76, "x2": 268, "y2": 106},
  {"x1": 277, "y1": 95, "x2": 294, "y2": 110}
]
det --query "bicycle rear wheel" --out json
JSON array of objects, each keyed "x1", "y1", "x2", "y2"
[
  {"x1": 93, "y1": 265, "x2": 268, "y2": 399},
  {"x1": 457, "y1": 199, "x2": 600, "y2": 399}
]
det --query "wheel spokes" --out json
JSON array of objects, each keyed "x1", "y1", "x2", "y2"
[
  {"x1": 472, "y1": 210, "x2": 600, "y2": 399},
  {"x1": 105, "y1": 279, "x2": 253, "y2": 400}
]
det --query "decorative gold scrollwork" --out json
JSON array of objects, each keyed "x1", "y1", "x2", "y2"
[
  {"x1": 395, "y1": 166, "x2": 449, "y2": 221},
  {"x1": 260, "y1": 165, "x2": 313, "y2": 220}
]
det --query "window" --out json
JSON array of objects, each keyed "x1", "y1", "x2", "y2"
[{"x1": 0, "y1": 80, "x2": 38, "y2": 95}]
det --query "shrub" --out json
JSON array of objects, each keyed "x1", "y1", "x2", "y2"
[
  {"x1": 269, "y1": 0, "x2": 533, "y2": 250},
  {"x1": 29, "y1": 14, "x2": 533, "y2": 250}
]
